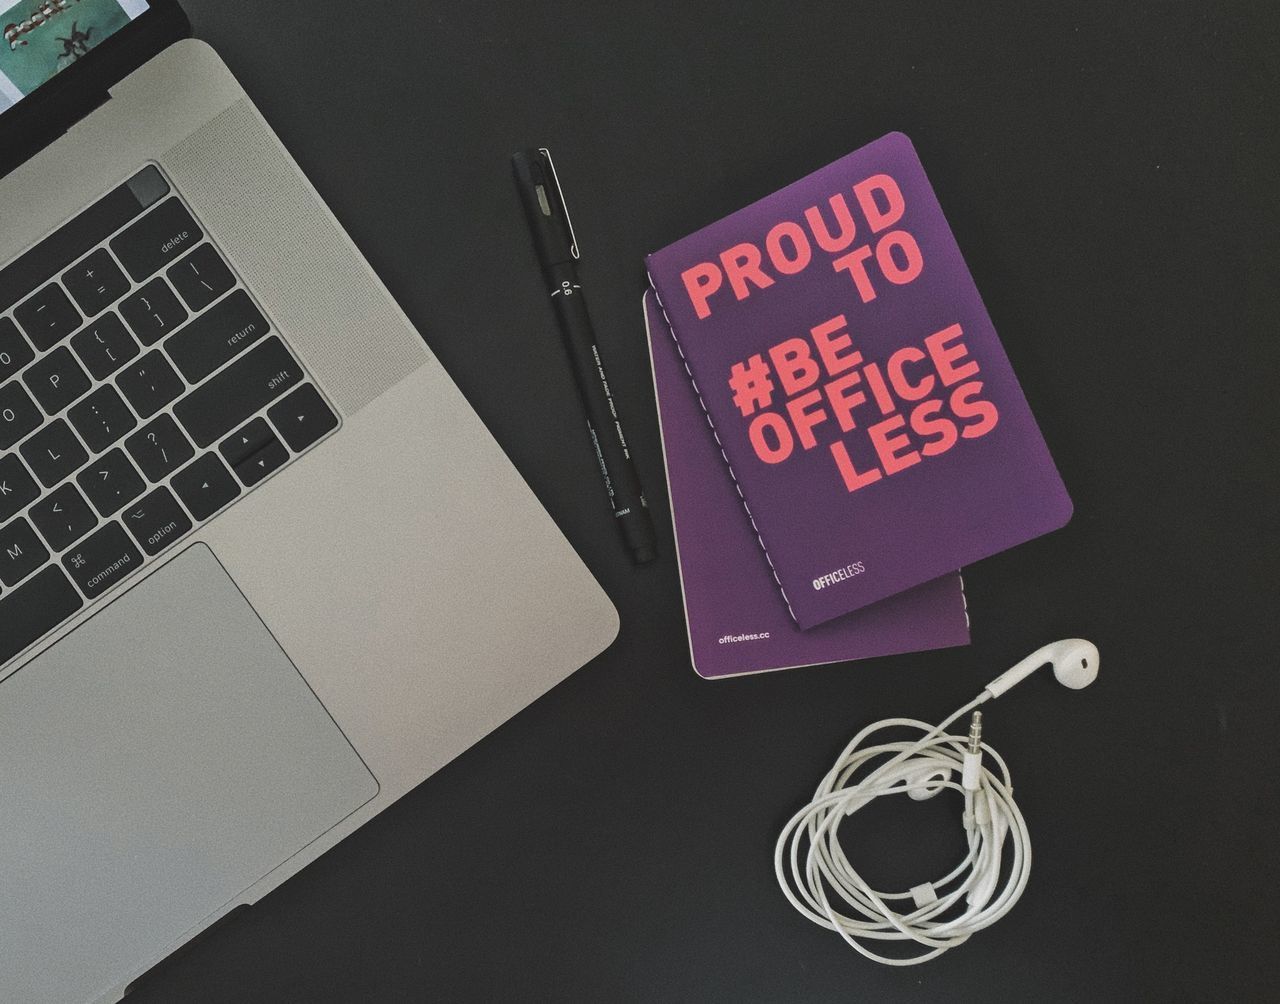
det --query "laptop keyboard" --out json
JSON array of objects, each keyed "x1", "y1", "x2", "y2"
[{"x1": 0, "y1": 165, "x2": 339, "y2": 668}]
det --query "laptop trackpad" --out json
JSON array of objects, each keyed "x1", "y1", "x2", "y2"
[{"x1": 0, "y1": 544, "x2": 378, "y2": 1003}]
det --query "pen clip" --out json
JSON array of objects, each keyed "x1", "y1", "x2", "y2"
[{"x1": 538, "y1": 147, "x2": 580, "y2": 260}]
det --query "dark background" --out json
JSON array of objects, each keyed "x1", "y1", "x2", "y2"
[{"x1": 134, "y1": 2, "x2": 1277, "y2": 1001}]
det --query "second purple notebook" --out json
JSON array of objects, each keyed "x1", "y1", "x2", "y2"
[
  {"x1": 645, "y1": 133, "x2": 1073, "y2": 630},
  {"x1": 645, "y1": 290, "x2": 970, "y2": 679}
]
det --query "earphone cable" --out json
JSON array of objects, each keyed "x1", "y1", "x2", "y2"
[{"x1": 774, "y1": 692, "x2": 1037, "y2": 965}]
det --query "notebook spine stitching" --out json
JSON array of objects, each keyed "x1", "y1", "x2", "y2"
[{"x1": 645, "y1": 272, "x2": 798, "y2": 625}]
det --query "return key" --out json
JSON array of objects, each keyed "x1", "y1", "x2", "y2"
[{"x1": 164, "y1": 290, "x2": 268, "y2": 383}]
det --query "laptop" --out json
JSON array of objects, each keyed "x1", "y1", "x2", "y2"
[{"x1": 0, "y1": 3, "x2": 619, "y2": 1000}]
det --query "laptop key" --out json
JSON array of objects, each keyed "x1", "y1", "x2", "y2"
[
  {"x1": 68, "y1": 385, "x2": 138, "y2": 455},
  {"x1": 29, "y1": 483, "x2": 98, "y2": 553},
  {"x1": 0, "y1": 318, "x2": 35, "y2": 382},
  {"x1": 219, "y1": 417, "x2": 274, "y2": 468},
  {"x1": 174, "y1": 336, "x2": 301, "y2": 447},
  {"x1": 123, "y1": 486, "x2": 192, "y2": 556},
  {"x1": 165, "y1": 289, "x2": 268, "y2": 382},
  {"x1": 268, "y1": 384, "x2": 338, "y2": 453},
  {"x1": 168, "y1": 243, "x2": 235, "y2": 312},
  {"x1": 23, "y1": 346, "x2": 91, "y2": 414},
  {"x1": 0, "y1": 381, "x2": 43, "y2": 450},
  {"x1": 110, "y1": 198, "x2": 203, "y2": 282},
  {"x1": 0, "y1": 453, "x2": 39, "y2": 522},
  {"x1": 171, "y1": 452, "x2": 240, "y2": 521},
  {"x1": 0, "y1": 565, "x2": 83, "y2": 665},
  {"x1": 0, "y1": 517, "x2": 49, "y2": 587},
  {"x1": 14, "y1": 283, "x2": 81, "y2": 352},
  {"x1": 21, "y1": 419, "x2": 89, "y2": 488},
  {"x1": 62, "y1": 248, "x2": 130, "y2": 318},
  {"x1": 77, "y1": 448, "x2": 146, "y2": 518},
  {"x1": 116, "y1": 350, "x2": 184, "y2": 418},
  {"x1": 71, "y1": 312, "x2": 140, "y2": 380},
  {"x1": 125, "y1": 413, "x2": 195, "y2": 482},
  {"x1": 61, "y1": 521, "x2": 143, "y2": 600},
  {"x1": 234, "y1": 434, "x2": 288, "y2": 487},
  {"x1": 120, "y1": 277, "x2": 188, "y2": 346}
]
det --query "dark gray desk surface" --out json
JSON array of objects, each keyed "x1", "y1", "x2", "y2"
[{"x1": 135, "y1": 3, "x2": 1277, "y2": 1000}]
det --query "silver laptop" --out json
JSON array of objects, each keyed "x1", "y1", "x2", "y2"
[{"x1": 0, "y1": 4, "x2": 618, "y2": 1000}]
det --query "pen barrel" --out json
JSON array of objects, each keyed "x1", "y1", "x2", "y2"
[{"x1": 547, "y1": 264, "x2": 658, "y2": 564}]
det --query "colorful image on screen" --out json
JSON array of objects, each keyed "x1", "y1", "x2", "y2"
[{"x1": 0, "y1": 0, "x2": 148, "y2": 113}]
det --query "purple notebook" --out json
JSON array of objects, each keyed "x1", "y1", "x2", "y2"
[
  {"x1": 645, "y1": 290, "x2": 970, "y2": 679},
  {"x1": 646, "y1": 133, "x2": 1072, "y2": 630}
]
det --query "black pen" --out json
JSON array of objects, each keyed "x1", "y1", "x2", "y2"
[{"x1": 512, "y1": 147, "x2": 658, "y2": 565}]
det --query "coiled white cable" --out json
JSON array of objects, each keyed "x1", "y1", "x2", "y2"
[{"x1": 774, "y1": 693, "x2": 1033, "y2": 965}]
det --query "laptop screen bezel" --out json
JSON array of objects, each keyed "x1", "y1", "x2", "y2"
[{"x1": 0, "y1": 0, "x2": 190, "y2": 177}]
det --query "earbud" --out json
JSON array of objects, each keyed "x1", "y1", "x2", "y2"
[
  {"x1": 982, "y1": 639, "x2": 1099, "y2": 699},
  {"x1": 904, "y1": 765, "x2": 952, "y2": 801}
]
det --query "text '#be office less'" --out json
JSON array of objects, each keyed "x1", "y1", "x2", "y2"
[{"x1": 677, "y1": 172, "x2": 1000, "y2": 495}]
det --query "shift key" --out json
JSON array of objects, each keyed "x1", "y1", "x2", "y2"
[
  {"x1": 0, "y1": 566, "x2": 84, "y2": 665},
  {"x1": 174, "y1": 337, "x2": 302, "y2": 447}
]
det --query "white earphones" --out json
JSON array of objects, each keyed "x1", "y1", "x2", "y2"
[
  {"x1": 982, "y1": 638, "x2": 1099, "y2": 698},
  {"x1": 776, "y1": 640, "x2": 1100, "y2": 966}
]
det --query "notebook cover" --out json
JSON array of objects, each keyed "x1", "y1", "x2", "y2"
[
  {"x1": 645, "y1": 133, "x2": 1072, "y2": 630},
  {"x1": 645, "y1": 290, "x2": 970, "y2": 679}
]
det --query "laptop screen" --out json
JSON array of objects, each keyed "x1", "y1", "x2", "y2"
[{"x1": 0, "y1": 0, "x2": 149, "y2": 115}]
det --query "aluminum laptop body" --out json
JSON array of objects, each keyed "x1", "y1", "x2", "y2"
[{"x1": 0, "y1": 9, "x2": 618, "y2": 1001}]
